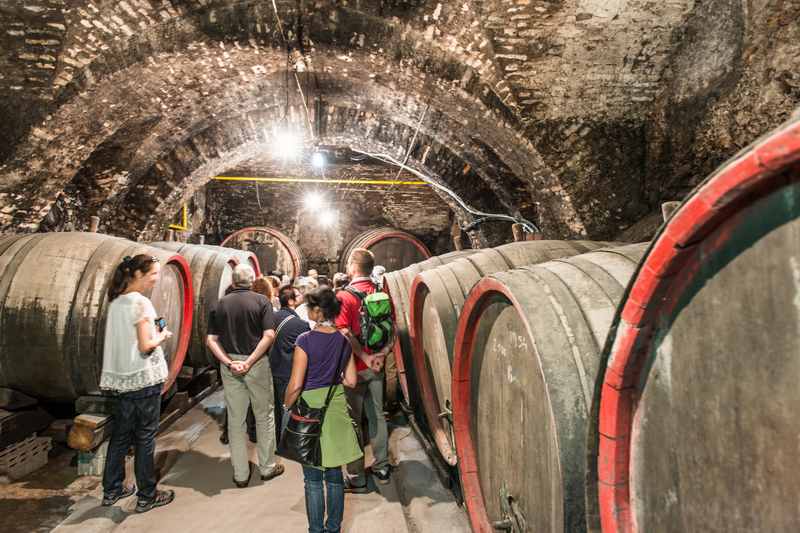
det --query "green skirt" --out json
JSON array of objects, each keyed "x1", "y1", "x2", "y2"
[{"x1": 302, "y1": 384, "x2": 363, "y2": 468}]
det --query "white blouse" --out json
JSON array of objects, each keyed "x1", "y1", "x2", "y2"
[{"x1": 99, "y1": 291, "x2": 168, "y2": 393}]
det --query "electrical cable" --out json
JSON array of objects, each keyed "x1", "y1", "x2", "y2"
[
  {"x1": 386, "y1": 104, "x2": 429, "y2": 195},
  {"x1": 351, "y1": 148, "x2": 540, "y2": 234}
]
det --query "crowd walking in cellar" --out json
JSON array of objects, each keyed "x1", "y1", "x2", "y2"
[{"x1": 97, "y1": 249, "x2": 396, "y2": 532}]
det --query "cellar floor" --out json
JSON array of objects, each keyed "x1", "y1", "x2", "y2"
[{"x1": 1, "y1": 390, "x2": 468, "y2": 533}]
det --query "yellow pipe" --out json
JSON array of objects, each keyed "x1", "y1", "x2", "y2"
[
  {"x1": 213, "y1": 176, "x2": 428, "y2": 186},
  {"x1": 168, "y1": 204, "x2": 188, "y2": 231}
]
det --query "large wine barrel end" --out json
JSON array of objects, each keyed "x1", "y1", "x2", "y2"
[
  {"x1": 452, "y1": 245, "x2": 646, "y2": 533},
  {"x1": 408, "y1": 240, "x2": 616, "y2": 467},
  {"x1": 593, "y1": 118, "x2": 800, "y2": 533},
  {"x1": 0, "y1": 234, "x2": 194, "y2": 402},
  {"x1": 339, "y1": 228, "x2": 432, "y2": 274},
  {"x1": 221, "y1": 227, "x2": 303, "y2": 279},
  {"x1": 159, "y1": 253, "x2": 193, "y2": 391}
]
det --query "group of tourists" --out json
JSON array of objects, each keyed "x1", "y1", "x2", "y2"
[{"x1": 97, "y1": 248, "x2": 394, "y2": 533}]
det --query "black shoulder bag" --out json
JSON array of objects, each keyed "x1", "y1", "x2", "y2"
[{"x1": 276, "y1": 348, "x2": 346, "y2": 467}]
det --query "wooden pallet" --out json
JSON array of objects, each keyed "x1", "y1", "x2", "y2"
[{"x1": 0, "y1": 433, "x2": 52, "y2": 480}]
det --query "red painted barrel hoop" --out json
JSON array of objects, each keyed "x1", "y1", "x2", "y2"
[
  {"x1": 227, "y1": 253, "x2": 262, "y2": 277},
  {"x1": 221, "y1": 226, "x2": 299, "y2": 278},
  {"x1": 163, "y1": 253, "x2": 194, "y2": 393},
  {"x1": 408, "y1": 274, "x2": 458, "y2": 466},
  {"x1": 594, "y1": 119, "x2": 800, "y2": 533},
  {"x1": 452, "y1": 276, "x2": 550, "y2": 533},
  {"x1": 357, "y1": 230, "x2": 432, "y2": 261}
]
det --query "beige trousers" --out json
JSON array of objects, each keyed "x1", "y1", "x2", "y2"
[{"x1": 221, "y1": 355, "x2": 277, "y2": 482}]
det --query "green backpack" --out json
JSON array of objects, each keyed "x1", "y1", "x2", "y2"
[{"x1": 344, "y1": 286, "x2": 394, "y2": 351}]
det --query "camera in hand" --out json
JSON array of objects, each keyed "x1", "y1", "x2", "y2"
[{"x1": 154, "y1": 317, "x2": 167, "y2": 332}]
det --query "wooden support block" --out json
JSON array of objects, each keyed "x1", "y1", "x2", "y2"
[
  {"x1": 67, "y1": 414, "x2": 113, "y2": 452},
  {"x1": 75, "y1": 395, "x2": 116, "y2": 416},
  {"x1": 0, "y1": 408, "x2": 53, "y2": 449},
  {"x1": 0, "y1": 388, "x2": 37, "y2": 411}
]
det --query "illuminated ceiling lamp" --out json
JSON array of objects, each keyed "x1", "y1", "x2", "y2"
[{"x1": 271, "y1": 124, "x2": 302, "y2": 162}]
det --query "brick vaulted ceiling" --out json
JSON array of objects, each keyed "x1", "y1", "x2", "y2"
[{"x1": 0, "y1": 0, "x2": 798, "y2": 241}]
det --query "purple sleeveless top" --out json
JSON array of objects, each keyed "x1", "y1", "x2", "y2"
[{"x1": 295, "y1": 330, "x2": 352, "y2": 390}]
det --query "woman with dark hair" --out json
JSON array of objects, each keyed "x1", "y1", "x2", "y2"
[
  {"x1": 284, "y1": 287, "x2": 361, "y2": 533},
  {"x1": 99, "y1": 254, "x2": 175, "y2": 513}
]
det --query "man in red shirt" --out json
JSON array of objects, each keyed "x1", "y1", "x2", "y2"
[{"x1": 336, "y1": 248, "x2": 392, "y2": 490}]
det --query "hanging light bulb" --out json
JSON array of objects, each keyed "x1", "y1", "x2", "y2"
[
  {"x1": 305, "y1": 191, "x2": 325, "y2": 210},
  {"x1": 311, "y1": 151, "x2": 325, "y2": 169},
  {"x1": 319, "y1": 209, "x2": 337, "y2": 227},
  {"x1": 272, "y1": 125, "x2": 301, "y2": 161}
]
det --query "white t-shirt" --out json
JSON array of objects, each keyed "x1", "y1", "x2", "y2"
[{"x1": 99, "y1": 292, "x2": 168, "y2": 393}]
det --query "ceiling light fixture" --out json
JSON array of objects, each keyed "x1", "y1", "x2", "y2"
[
  {"x1": 311, "y1": 151, "x2": 325, "y2": 169},
  {"x1": 273, "y1": 129, "x2": 302, "y2": 161},
  {"x1": 319, "y1": 209, "x2": 337, "y2": 227},
  {"x1": 304, "y1": 191, "x2": 325, "y2": 210}
]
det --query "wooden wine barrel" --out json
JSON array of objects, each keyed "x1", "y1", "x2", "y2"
[
  {"x1": 0, "y1": 232, "x2": 193, "y2": 402},
  {"x1": 221, "y1": 226, "x2": 304, "y2": 279},
  {"x1": 410, "y1": 240, "x2": 614, "y2": 465},
  {"x1": 151, "y1": 242, "x2": 255, "y2": 367},
  {"x1": 197, "y1": 244, "x2": 261, "y2": 277},
  {"x1": 451, "y1": 244, "x2": 647, "y2": 533},
  {"x1": 588, "y1": 118, "x2": 800, "y2": 533},
  {"x1": 382, "y1": 251, "x2": 478, "y2": 411},
  {"x1": 339, "y1": 227, "x2": 431, "y2": 274}
]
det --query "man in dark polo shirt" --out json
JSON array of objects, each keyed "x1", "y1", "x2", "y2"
[
  {"x1": 268, "y1": 284, "x2": 310, "y2": 442},
  {"x1": 336, "y1": 248, "x2": 393, "y2": 491},
  {"x1": 206, "y1": 264, "x2": 284, "y2": 488}
]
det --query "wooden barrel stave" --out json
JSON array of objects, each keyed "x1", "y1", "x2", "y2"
[
  {"x1": 0, "y1": 233, "x2": 193, "y2": 402},
  {"x1": 452, "y1": 245, "x2": 647, "y2": 533},
  {"x1": 589, "y1": 118, "x2": 800, "y2": 533},
  {"x1": 410, "y1": 240, "x2": 616, "y2": 465}
]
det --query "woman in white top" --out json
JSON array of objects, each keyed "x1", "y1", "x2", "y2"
[{"x1": 99, "y1": 254, "x2": 175, "y2": 513}]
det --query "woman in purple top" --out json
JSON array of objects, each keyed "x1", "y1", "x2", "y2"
[{"x1": 284, "y1": 287, "x2": 362, "y2": 533}]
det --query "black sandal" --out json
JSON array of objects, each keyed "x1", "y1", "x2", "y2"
[{"x1": 135, "y1": 489, "x2": 175, "y2": 513}]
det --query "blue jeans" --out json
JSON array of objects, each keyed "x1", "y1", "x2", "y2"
[
  {"x1": 302, "y1": 466, "x2": 344, "y2": 533},
  {"x1": 102, "y1": 384, "x2": 161, "y2": 502}
]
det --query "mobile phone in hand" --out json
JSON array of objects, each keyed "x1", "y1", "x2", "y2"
[{"x1": 154, "y1": 317, "x2": 167, "y2": 332}]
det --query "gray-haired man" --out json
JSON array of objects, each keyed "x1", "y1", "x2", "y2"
[{"x1": 206, "y1": 264, "x2": 284, "y2": 487}]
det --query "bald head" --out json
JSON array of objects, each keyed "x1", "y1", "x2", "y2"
[{"x1": 232, "y1": 264, "x2": 256, "y2": 288}]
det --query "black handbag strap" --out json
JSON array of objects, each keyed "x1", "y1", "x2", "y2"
[{"x1": 321, "y1": 337, "x2": 349, "y2": 411}]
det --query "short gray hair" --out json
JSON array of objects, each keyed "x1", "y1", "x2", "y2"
[
  {"x1": 232, "y1": 264, "x2": 256, "y2": 288},
  {"x1": 293, "y1": 276, "x2": 319, "y2": 295}
]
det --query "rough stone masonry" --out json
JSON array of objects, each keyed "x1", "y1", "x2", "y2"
[{"x1": 0, "y1": 0, "x2": 797, "y2": 244}]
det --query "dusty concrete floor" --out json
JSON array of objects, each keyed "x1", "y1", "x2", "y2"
[
  {"x1": 3, "y1": 390, "x2": 469, "y2": 533},
  {"x1": 0, "y1": 444, "x2": 100, "y2": 533}
]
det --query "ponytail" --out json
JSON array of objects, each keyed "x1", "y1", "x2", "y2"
[{"x1": 108, "y1": 254, "x2": 160, "y2": 301}]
